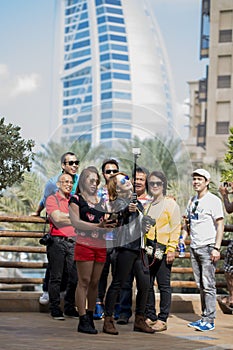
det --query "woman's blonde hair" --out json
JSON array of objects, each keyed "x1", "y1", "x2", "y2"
[{"x1": 107, "y1": 172, "x2": 128, "y2": 201}]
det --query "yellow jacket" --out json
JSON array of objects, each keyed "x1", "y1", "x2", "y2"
[{"x1": 144, "y1": 197, "x2": 181, "y2": 253}]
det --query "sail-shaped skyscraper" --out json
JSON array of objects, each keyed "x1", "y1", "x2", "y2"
[{"x1": 59, "y1": 0, "x2": 175, "y2": 146}]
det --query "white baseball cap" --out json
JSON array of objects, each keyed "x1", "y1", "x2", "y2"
[{"x1": 192, "y1": 168, "x2": 211, "y2": 180}]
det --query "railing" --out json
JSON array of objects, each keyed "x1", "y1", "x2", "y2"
[{"x1": 0, "y1": 215, "x2": 231, "y2": 291}]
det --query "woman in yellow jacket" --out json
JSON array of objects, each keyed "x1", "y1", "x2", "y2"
[{"x1": 144, "y1": 171, "x2": 181, "y2": 332}]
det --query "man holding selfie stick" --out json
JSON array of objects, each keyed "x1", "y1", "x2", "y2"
[{"x1": 218, "y1": 182, "x2": 233, "y2": 313}]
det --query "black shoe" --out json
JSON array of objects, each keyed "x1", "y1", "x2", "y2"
[
  {"x1": 78, "y1": 314, "x2": 98, "y2": 334},
  {"x1": 51, "y1": 309, "x2": 65, "y2": 320},
  {"x1": 117, "y1": 315, "x2": 129, "y2": 325},
  {"x1": 64, "y1": 308, "x2": 79, "y2": 319}
]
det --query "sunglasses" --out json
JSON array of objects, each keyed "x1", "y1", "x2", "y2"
[
  {"x1": 89, "y1": 178, "x2": 99, "y2": 185},
  {"x1": 120, "y1": 175, "x2": 129, "y2": 185},
  {"x1": 105, "y1": 169, "x2": 118, "y2": 174},
  {"x1": 192, "y1": 200, "x2": 199, "y2": 214},
  {"x1": 148, "y1": 181, "x2": 163, "y2": 187},
  {"x1": 64, "y1": 160, "x2": 80, "y2": 166}
]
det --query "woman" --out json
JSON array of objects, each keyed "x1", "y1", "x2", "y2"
[
  {"x1": 103, "y1": 172, "x2": 155, "y2": 335},
  {"x1": 69, "y1": 166, "x2": 114, "y2": 334},
  {"x1": 144, "y1": 171, "x2": 181, "y2": 331}
]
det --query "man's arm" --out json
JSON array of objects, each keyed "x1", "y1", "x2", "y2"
[
  {"x1": 211, "y1": 217, "x2": 224, "y2": 262},
  {"x1": 219, "y1": 185, "x2": 233, "y2": 214},
  {"x1": 49, "y1": 210, "x2": 71, "y2": 228}
]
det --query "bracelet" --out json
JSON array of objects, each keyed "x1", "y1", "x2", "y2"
[{"x1": 213, "y1": 247, "x2": 220, "y2": 252}]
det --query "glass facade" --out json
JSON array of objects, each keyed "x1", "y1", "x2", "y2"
[{"x1": 61, "y1": 0, "x2": 174, "y2": 145}]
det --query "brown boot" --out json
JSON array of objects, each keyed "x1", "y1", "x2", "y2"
[
  {"x1": 134, "y1": 315, "x2": 155, "y2": 333},
  {"x1": 103, "y1": 316, "x2": 119, "y2": 335}
]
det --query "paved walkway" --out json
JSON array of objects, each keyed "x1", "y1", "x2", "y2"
[{"x1": 0, "y1": 310, "x2": 232, "y2": 350}]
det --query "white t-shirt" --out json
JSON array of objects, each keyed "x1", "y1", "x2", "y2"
[{"x1": 186, "y1": 192, "x2": 224, "y2": 248}]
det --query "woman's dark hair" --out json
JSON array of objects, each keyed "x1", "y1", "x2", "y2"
[
  {"x1": 148, "y1": 171, "x2": 167, "y2": 196},
  {"x1": 107, "y1": 172, "x2": 128, "y2": 201},
  {"x1": 76, "y1": 166, "x2": 100, "y2": 194}
]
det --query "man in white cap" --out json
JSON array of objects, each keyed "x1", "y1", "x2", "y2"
[{"x1": 182, "y1": 169, "x2": 224, "y2": 332}]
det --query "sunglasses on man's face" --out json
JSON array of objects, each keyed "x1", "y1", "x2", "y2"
[
  {"x1": 64, "y1": 160, "x2": 80, "y2": 166},
  {"x1": 105, "y1": 169, "x2": 118, "y2": 174},
  {"x1": 148, "y1": 181, "x2": 163, "y2": 187},
  {"x1": 120, "y1": 175, "x2": 130, "y2": 185}
]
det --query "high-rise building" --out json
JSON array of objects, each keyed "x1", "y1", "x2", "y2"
[
  {"x1": 59, "y1": 0, "x2": 175, "y2": 147},
  {"x1": 186, "y1": 0, "x2": 233, "y2": 165}
]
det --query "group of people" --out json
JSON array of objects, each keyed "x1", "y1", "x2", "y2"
[{"x1": 32, "y1": 152, "x2": 232, "y2": 335}]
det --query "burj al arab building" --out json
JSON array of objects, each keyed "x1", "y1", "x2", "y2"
[{"x1": 59, "y1": 0, "x2": 175, "y2": 147}]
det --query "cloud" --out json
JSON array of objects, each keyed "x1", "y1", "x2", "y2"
[
  {"x1": 11, "y1": 73, "x2": 40, "y2": 96},
  {"x1": 0, "y1": 64, "x2": 8, "y2": 76}
]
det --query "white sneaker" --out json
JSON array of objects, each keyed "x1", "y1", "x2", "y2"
[{"x1": 39, "y1": 292, "x2": 49, "y2": 305}]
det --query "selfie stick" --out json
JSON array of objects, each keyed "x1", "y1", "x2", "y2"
[{"x1": 132, "y1": 148, "x2": 141, "y2": 201}]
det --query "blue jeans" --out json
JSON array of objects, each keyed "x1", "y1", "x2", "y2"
[
  {"x1": 47, "y1": 236, "x2": 77, "y2": 314},
  {"x1": 190, "y1": 246, "x2": 217, "y2": 323}
]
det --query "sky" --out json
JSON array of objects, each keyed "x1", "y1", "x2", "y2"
[{"x1": 0, "y1": 0, "x2": 207, "y2": 150}]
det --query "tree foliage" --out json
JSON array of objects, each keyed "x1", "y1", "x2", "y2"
[
  {"x1": 0, "y1": 117, "x2": 35, "y2": 191},
  {"x1": 221, "y1": 126, "x2": 233, "y2": 182}
]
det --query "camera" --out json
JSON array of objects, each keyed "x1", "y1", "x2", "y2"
[
  {"x1": 39, "y1": 233, "x2": 53, "y2": 246},
  {"x1": 223, "y1": 182, "x2": 229, "y2": 187},
  {"x1": 142, "y1": 215, "x2": 156, "y2": 234}
]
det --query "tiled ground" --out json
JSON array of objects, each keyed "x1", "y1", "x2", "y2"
[{"x1": 0, "y1": 311, "x2": 232, "y2": 350}]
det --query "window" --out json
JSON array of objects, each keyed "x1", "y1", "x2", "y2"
[
  {"x1": 106, "y1": 7, "x2": 123, "y2": 15},
  {"x1": 114, "y1": 131, "x2": 131, "y2": 139},
  {"x1": 109, "y1": 25, "x2": 126, "y2": 33},
  {"x1": 216, "y1": 121, "x2": 229, "y2": 134},
  {"x1": 101, "y1": 82, "x2": 112, "y2": 90},
  {"x1": 101, "y1": 131, "x2": 113, "y2": 138},
  {"x1": 110, "y1": 34, "x2": 127, "y2": 42},
  {"x1": 99, "y1": 34, "x2": 108, "y2": 43},
  {"x1": 101, "y1": 72, "x2": 111, "y2": 80},
  {"x1": 112, "y1": 62, "x2": 129, "y2": 71},
  {"x1": 100, "y1": 53, "x2": 110, "y2": 61},
  {"x1": 107, "y1": 16, "x2": 124, "y2": 24},
  {"x1": 100, "y1": 43, "x2": 109, "y2": 52},
  {"x1": 112, "y1": 53, "x2": 128, "y2": 61},
  {"x1": 101, "y1": 91, "x2": 112, "y2": 100},
  {"x1": 111, "y1": 43, "x2": 128, "y2": 52},
  {"x1": 98, "y1": 25, "x2": 107, "y2": 34},
  {"x1": 217, "y1": 75, "x2": 231, "y2": 88},
  {"x1": 101, "y1": 111, "x2": 112, "y2": 119},
  {"x1": 219, "y1": 30, "x2": 232, "y2": 43},
  {"x1": 77, "y1": 115, "x2": 92, "y2": 122},
  {"x1": 113, "y1": 91, "x2": 131, "y2": 100},
  {"x1": 101, "y1": 122, "x2": 112, "y2": 129},
  {"x1": 106, "y1": 0, "x2": 121, "y2": 5},
  {"x1": 113, "y1": 72, "x2": 130, "y2": 80}
]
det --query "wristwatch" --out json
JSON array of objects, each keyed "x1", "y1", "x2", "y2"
[{"x1": 213, "y1": 246, "x2": 220, "y2": 252}]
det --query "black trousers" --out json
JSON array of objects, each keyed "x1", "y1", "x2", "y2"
[
  {"x1": 97, "y1": 248, "x2": 118, "y2": 302},
  {"x1": 104, "y1": 248, "x2": 150, "y2": 317},
  {"x1": 145, "y1": 254, "x2": 172, "y2": 322},
  {"x1": 47, "y1": 237, "x2": 77, "y2": 313}
]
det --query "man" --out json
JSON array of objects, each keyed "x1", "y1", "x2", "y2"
[
  {"x1": 182, "y1": 168, "x2": 224, "y2": 331},
  {"x1": 32, "y1": 151, "x2": 79, "y2": 305},
  {"x1": 117, "y1": 166, "x2": 151, "y2": 325},
  {"x1": 33, "y1": 152, "x2": 79, "y2": 216},
  {"x1": 46, "y1": 173, "x2": 78, "y2": 320},
  {"x1": 94, "y1": 158, "x2": 120, "y2": 319},
  {"x1": 217, "y1": 182, "x2": 233, "y2": 313}
]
